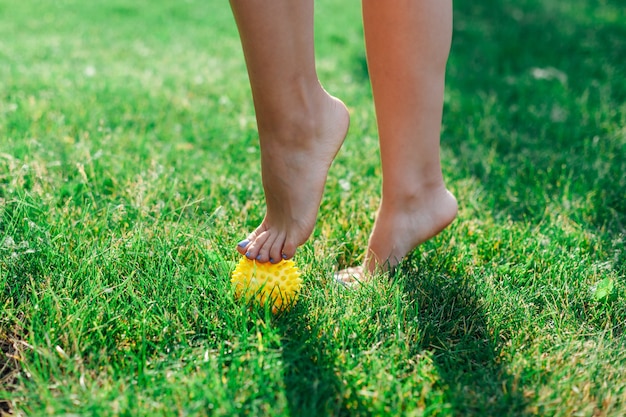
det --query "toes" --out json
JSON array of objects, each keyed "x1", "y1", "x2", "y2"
[
  {"x1": 256, "y1": 233, "x2": 279, "y2": 263},
  {"x1": 236, "y1": 238, "x2": 250, "y2": 256},
  {"x1": 334, "y1": 266, "x2": 367, "y2": 288},
  {"x1": 268, "y1": 232, "x2": 287, "y2": 264},
  {"x1": 244, "y1": 230, "x2": 270, "y2": 260},
  {"x1": 280, "y1": 239, "x2": 297, "y2": 260},
  {"x1": 237, "y1": 229, "x2": 298, "y2": 263},
  {"x1": 236, "y1": 228, "x2": 260, "y2": 256}
]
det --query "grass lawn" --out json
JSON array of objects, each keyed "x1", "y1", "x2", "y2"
[{"x1": 1, "y1": 0, "x2": 625, "y2": 415}]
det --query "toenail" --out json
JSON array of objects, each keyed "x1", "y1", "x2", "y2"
[
  {"x1": 256, "y1": 255, "x2": 263, "y2": 261},
  {"x1": 282, "y1": 253, "x2": 288, "y2": 259},
  {"x1": 245, "y1": 252, "x2": 252, "y2": 258},
  {"x1": 238, "y1": 239, "x2": 250, "y2": 248}
]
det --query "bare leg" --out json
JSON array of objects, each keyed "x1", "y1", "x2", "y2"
[
  {"x1": 361, "y1": 0, "x2": 458, "y2": 273},
  {"x1": 230, "y1": 0, "x2": 350, "y2": 263}
]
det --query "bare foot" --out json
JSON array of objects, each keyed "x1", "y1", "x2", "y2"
[
  {"x1": 237, "y1": 94, "x2": 350, "y2": 263},
  {"x1": 334, "y1": 186, "x2": 457, "y2": 286},
  {"x1": 364, "y1": 186, "x2": 458, "y2": 273}
]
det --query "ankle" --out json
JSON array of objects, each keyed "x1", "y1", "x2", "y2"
[
  {"x1": 382, "y1": 179, "x2": 449, "y2": 209},
  {"x1": 255, "y1": 82, "x2": 328, "y2": 139},
  {"x1": 258, "y1": 90, "x2": 345, "y2": 150},
  {"x1": 258, "y1": 113, "x2": 317, "y2": 149}
]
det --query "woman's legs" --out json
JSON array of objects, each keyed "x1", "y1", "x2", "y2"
[
  {"x1": 229, "y1": 0, "x2": 350, "y2": 263},
  {"x1": 360, "y1": 0, "x2": 458, "y2": 273},
  {"x1": 230, "y1": 0, "x2": 456, "y2": 270}
]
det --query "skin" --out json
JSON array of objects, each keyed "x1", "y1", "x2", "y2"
[
  {"x1": 360, "y1": 0, "x2": 458, "y2": 274},
  {"x1": 230, "y1": 0, "x2": 458, "y2": 276},
  {"x1": 229, "y1": 0, "x2": 350, "y2": 265}
]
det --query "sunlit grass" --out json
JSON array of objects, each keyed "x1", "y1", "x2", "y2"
[{"x1": 1, "y1": 0, "x2": 625, "y2": 415}]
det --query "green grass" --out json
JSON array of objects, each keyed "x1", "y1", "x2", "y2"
[{"x1": 1, "y1": 0, "x2": 625, "y2": 415}]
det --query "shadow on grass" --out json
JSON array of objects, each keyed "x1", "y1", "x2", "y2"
[
  {"x1": 444, "y1": 0, "x2": 626, "y2": 357},
  {"x1": 0, "y1": 332, "x2": 21, "y2": 415},
  {"x1": 400, "y1": 254, "x2": 530, "y2": 417},
  {"x1": 443, "y1": 0, "x2": 626, "y2": 232},
  {"x1": 276, "y1": 308, "x2": 346, "y2": 416},
  {"x1": 273, "y1": 266, "x2": 530, "y2": 416}
]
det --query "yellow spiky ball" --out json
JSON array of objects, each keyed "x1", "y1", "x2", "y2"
[{"x1": 231, "y1": 257, "x2": 302, "y2": 313}]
